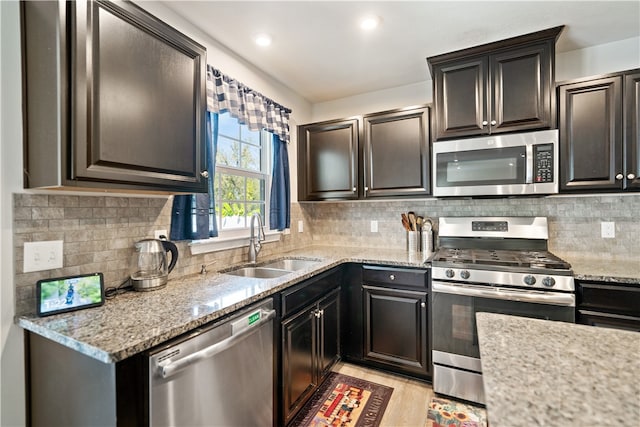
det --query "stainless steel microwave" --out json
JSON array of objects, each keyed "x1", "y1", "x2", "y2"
[{"x1": 432, "y1": 129, "x2": 559, "y2": 197}]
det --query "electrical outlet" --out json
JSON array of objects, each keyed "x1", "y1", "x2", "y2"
[
  {"x1": 154, "y1": 229, "x2": 168, "y2": 239},
  {"x1": 24, "y1": 240, "x2": 64, "y2": 273},
  {"x1": 298, "y1": 220, "x2": 304, "y2": 233},
  {"x1": 370, "y1": 220, "x2": 378, "y2": 233},
  {"x1": 601, "y1": 222, "x2": 615, "y2": 239}
]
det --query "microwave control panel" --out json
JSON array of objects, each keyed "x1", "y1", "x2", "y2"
[{"x1": 533, "y1": 144, "x2": 554, "y2": 183}]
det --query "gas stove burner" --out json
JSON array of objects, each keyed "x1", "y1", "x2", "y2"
[{"x1": 433, "y1": 248, "x2": 572, "y2": 271}]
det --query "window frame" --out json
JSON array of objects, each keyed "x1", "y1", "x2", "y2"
[{"x1": 189, "y1": 113, "x2": 279, "y2": 254}]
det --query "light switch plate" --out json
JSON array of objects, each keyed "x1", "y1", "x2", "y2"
[
  {"x1": 154, "y1": 229, "x2": 168, "y2": 239},
  {"x1": 24, "y1": 240, "x2": 64, "y2": 273},
  {"x1": 298, "y1": 220, "x2": 304, "y2": 233},
  {"x1": 601, "y1": 221, "x2": 615, "y2": 238},
  {"x1": 370, "y1": 220, "x2": 378, "y2": 233}
]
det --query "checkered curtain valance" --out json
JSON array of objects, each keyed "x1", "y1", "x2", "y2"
[{"x1": 206, "y1": 65, "x2": 292, "y2": 143}]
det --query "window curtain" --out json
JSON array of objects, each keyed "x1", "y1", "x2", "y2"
[
  {"x1": 207, "y1": 66, "x2": 292, "y2": 230},
  {"x1": 170, "y1": 112, "x2": 218, "y2": 240},
  {"x1": 270, "y1": 134, "x2": 290, "y2": 231}
]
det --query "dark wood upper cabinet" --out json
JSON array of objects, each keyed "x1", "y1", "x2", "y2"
[
  {"x1": 625, "y1": 71, "x2": 640, "y2": 190},
  {"x1": 428, "y1": 26, "x2": 562, "y2": 141},
  {"x1": 298, "y1": 106, "x2": 431, "y2": 200},
  {"x1": 363, "y1": 106, "x2": 431, "y2": 197},
  {"x1": 558, "y1": 68, "x2": 640, "y2": 193},
  {"x1": 298, "y1": 118, "x2": 359, "y2": 200},
  {"x1": 558, "y1": 76, "x2": 623, "y2": 191},
  {"x1": 22, "y1": 0, "x2": 208, "y2": 193}
]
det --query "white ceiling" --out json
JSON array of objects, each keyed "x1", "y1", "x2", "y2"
[{"x1": 163, "y1": 1, "x2": 640, "y2": 103}]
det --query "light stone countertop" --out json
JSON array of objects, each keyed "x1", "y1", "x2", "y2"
[
  {"x1": 562, "y1": 255, "x2": 640, "y2": 285},
  {"x1": 476, "y1": 312, "x2": 640, "y2": 427},
  {"x1": 17, "y1": 245, "x2": 432, "y2": 364}
]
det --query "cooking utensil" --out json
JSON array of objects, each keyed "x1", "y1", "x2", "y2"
[
  {"x1": 401, "y1": 213, "x2": 412, "y2": 231},
  {"x1": 408, "y1": 211, "x2": 417, "y2": 231}
]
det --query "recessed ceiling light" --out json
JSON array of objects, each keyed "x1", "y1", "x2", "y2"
[
  {"x1": 360, "y1": 15, "x2": 381, "y2": 31},
  {"x1": 254, "y1": 33, "x2": 272, "y2": 47}
]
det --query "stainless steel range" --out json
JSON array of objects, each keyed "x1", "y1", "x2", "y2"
[{"x1": 431, "y1": 217, "x2": 575, "y2": 405}]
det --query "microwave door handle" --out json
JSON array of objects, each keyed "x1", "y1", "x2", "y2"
[{"x1": 525, "y1": 144, "x2": 534, "y2": 184}]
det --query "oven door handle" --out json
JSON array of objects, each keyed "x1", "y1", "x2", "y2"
[{"x1": 432, "y1": 281, "x2": 575, "y2": 307}]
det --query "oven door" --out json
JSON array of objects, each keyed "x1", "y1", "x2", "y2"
[
  {"x1": 432, "y1": 281, "x2": 575, "y2": 362},
  {"x1": 431, "y1": 281, "x2": 575, "y2": 404}
]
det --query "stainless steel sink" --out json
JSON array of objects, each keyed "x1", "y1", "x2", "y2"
[
  {"x1": 261, "y1": 259, "x2": 321, "y2": 271},
  {"x1": 225, "y1": 267, "x2": 292, "y2": 279}
]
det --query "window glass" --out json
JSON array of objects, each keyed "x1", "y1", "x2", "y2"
[{"x1": 214, "y1": 113, "x2": 269, "y2": 234}]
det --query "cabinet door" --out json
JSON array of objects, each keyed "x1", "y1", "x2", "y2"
[
  {"x1": 317, "y1": 289, "x2": 341, "y2": 381},
  {"x1": 363, "y1": 107, "x2": 431, "y2": 197},
  {"x1": 363, "y1": 285, "x2": 429, "y2": 376},
  {"x1": 70, "y1": 1, "x2": 208, "y2": 192},
  {"x1": 298, "y1": 118, "x2": 359, "y2": 200},
  {"x1": 559, "y1": 76, "x2": 623, "y2": 191},
  {"x1": 625, "y1": 71, "x2": 640, "y2": 190},
  {"x1": 282, "y1": 306, "x2": 316, "y2": 423},
  {"x1": 433, "y1": 57, "x2": 489, "y2": 140},
  {"x1": 490, "y1": 42, "x2": 552, "y2": 133}
]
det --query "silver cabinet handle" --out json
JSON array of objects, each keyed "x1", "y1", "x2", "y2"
[
  {"x1": 616, "y1": 173, "x2": 624, "y2": 180},
  {"x1": 364, "y1": 186, "x2": 369, "y2": 192},
  {"x1": 628, "y1": 173, "x2": 636, "y2": 180},
  {"x1": 490, "y1": 120, "x2": 497, "y2": 126},
  {"x1": 421, "y1": 302, "x2": 426, "y2": 308},
  {"x1": 482, "y1": 120, "x2": 488, "y2": 126},
  {"x1": 200, "y1": 171, "x2": 209, "y2": 178},
  {"x1": 389, "y1": 274, "x2": 395, "y2": 281},
  {"x1": 352, "y1": 187, "x2": 357, "y2": 192},
  {"x1": 159, "y1": 309, "x2": 275, "y2": 379}
]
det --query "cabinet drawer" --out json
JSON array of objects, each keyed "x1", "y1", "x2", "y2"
[
  {"x1": 281, "y1": 268, "x2": 341, "y2": 317},
  {"x1": 362, "y1": 265, "x2": 428, "y2": 289},
  {"x1": 577, "y1": 281, "x2": 640, "y2": 317}
]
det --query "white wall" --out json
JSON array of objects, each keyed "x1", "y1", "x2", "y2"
[
  {"x1": 556, "y1": 36, "x2": 640, "y2": 82},
  {"x1": 311, "y1": 36, "x2": 640, "y2": 123},
  {"x1": 1, "y1": 0, "x2": 26, "y2": 425}
]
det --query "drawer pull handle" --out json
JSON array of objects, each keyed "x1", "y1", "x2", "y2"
[{"x1": 389, "y1": 274, "x2": 395, "y2": 281}]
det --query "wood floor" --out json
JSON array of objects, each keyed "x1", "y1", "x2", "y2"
[{"x1": 332, "y1": 362, "x2": 434, "y2": 427}]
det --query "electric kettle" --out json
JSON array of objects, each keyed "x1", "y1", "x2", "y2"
[{"x1": 130, "y1": 238, "x2": 179, "y2": 291}]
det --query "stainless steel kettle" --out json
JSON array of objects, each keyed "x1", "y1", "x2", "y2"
[{"x1": 130, "y1": 238, "x2": 178, "y2": 291}]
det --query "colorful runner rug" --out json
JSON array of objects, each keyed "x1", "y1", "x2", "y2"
[
  {"x1": 426, "y1": 397, "x2": 488, "y2": 427},
  {"x1": 290, "y1": 372, "x2": 393, "y2": 427}
]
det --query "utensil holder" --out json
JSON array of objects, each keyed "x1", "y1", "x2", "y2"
[
  {"x1": 406, "y1": 231, "x2": 419, "y2": 253},
  {"x1": 421, "y1": 230, "x2": 434, "y2": 254}
]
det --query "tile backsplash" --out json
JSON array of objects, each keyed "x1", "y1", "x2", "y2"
[
  {"x1": 299, "y1": 194, "x2": 640, "y2": 259},
  {"x1": 12, "y1": 192, "x2": 639, "y2": 315},
  {"x1": 12, "y1": 193, "x2": 311, "y2": 316}
]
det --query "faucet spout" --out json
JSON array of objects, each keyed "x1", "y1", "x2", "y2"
[{"x1": 248, "y1": 212, "x2": 265, "y2": 263}]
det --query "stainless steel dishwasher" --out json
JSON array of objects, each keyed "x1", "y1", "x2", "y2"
[{"x1": 148, "y1": 298, "x2": 276, "y2": 426}]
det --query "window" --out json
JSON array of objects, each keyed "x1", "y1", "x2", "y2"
[{"x1": 213, "y1": 112, "x2": 270, "y2": 236}]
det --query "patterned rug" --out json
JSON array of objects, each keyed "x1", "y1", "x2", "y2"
[
  {"x1": 426, "y1": 397, "x2": 488, "y2": 427},
  {"x1": 289, "y1": 372, "x2": 393, "y2": 427}
]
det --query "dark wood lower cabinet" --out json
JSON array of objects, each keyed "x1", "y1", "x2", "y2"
[
  {"x1": 281, "y1": 288, "x2": 340, "y2": 424},
  {"x1": 363, "y1": 285, "x2": 429, "y2": 377},
  {"x1": 576, "y1": 280, "x2": 640, "y2": 332}
]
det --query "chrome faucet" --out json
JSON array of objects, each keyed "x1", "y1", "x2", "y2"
[{"x1": 248, "y1": 212, "x2": 266, "y2": 263}]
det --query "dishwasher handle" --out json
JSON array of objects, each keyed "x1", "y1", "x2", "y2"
[{"x1": 159, "y1": 308, "x2": 276, "y2": 379}]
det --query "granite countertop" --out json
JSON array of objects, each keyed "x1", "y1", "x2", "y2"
[
  {"x1": 476, "y1": 312, "x2": 640, "y2": 427},
  {"x1": 562, "y1": 255, "x2": 640, "y2": 285},
  {"x1": 17, "y1": 245, "x2": 432, "y2": 364}
]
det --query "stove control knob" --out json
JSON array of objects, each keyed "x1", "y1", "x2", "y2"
[
  {"x1": 445, "y1": 269, "x2": 455, "y2": 278},
  {"x1": 542, "y1": 277, "x2": 556, "y2": 287},
  {"x1": 524, "y1": 275, "x2": 536, "y2": 286},
  {"x1": 460, "y1": 270, "x2": 470, "y2": 280}
]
